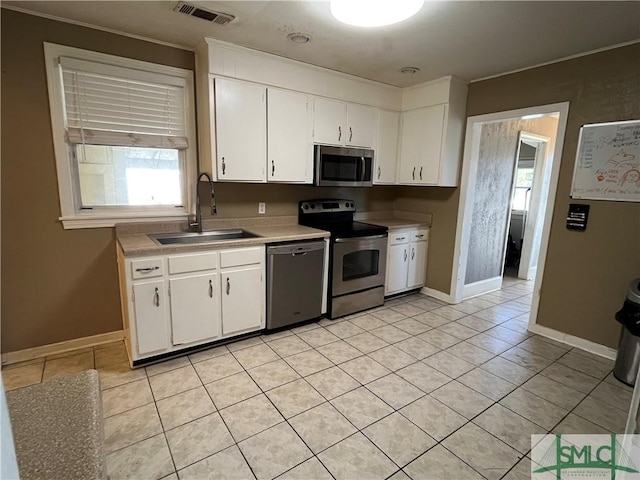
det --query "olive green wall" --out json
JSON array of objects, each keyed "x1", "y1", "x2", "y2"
[{"x1": 0, "y1": 10, "x2": 196, "y2": 352}]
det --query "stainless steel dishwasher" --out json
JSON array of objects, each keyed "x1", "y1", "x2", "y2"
[{"x1": 266, "y1": 240, "x2": 325, "y2": 330}]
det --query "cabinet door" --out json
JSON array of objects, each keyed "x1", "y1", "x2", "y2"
[
  {"x1": 314, "y1": 97, "x2": 346, "y2": 146},
  {"x1": 169, "y1": 273, "x2": 220, "y2": 345},
  {"x1": 407, "y1": 241, "x2": 428, "y2": 289},
  {"x1": 385, "y1": 243, "x2": 409, "y2": 295},
  {"x1": 133, "y1": 280, "x2": 169, "y2": 355},
  {"x1": 267, "y1": 88, "x2": 313, "y2": 183},
  {"x1": 346, "y1": 104, "x2": 376, "y2": 148},
  {"x1": 221, "y1": 265, "x2": 263, "y2": 335},
  {"x1": 374, "y1": 110, "x2": 399, "y2": 184},
  {"x1": 215, "y1": 77, "x2": 266, "y2": 181},
  {"x1": 398, "y1": 105, "x2": 445, "y2": 184}
]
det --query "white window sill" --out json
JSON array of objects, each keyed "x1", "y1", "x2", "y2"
[{"x1": 60, "y1": 213, "x2": 190, "y2": 230}]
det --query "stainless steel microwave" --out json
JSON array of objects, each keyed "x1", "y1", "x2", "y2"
[{"x1": 314, "y1": 145, "x2": 374, "y2": 187}]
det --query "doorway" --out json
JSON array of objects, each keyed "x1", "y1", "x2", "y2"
[
  {"x1": 449, "y1": 102, "x2": 569, "y2": 329},
  {"x1": 504, "y1": 132, "x2": 550, "y2": 281}
]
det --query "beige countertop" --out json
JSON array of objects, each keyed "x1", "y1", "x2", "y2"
[
  {"x1": 356, "y1": 210, "x2": 432, "y2": 231},
  {"x1": 117, "y1": 223, "x2": 330, "y2": 256},
  {"x1": 366, "y1": 218, "x2": 431, "y2": 230}
]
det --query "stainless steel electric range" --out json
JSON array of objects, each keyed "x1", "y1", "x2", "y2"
[{"x1": 299, "y1": 199, "x2": 388, "y2": 319}]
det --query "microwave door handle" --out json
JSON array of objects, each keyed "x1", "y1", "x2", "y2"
[{"x1": 360, "y1": 156, "x2": 366, "y2": 182}]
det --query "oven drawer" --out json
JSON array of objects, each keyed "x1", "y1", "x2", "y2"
[{"x1": 389, "y1": 231, "x2": 410, "y2": 245}]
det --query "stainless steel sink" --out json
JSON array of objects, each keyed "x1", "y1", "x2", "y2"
[{"x1": 149, "y1": 229, "x2": 259, "y2": 246}]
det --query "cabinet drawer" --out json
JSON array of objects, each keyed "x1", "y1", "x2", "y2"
[
  {"x1": 411, "y1": 229, "x2": 429, "y2": 242},
  {"x1": 131, "y1": 258, "x2": 164, "y2": 280},
  {"x1": 389, "y1": 231, "x2": 411, "y2": 246},
  {"x1": 168, "y1": 252, "x2": 218, "y2": 274},
  {"x1": 220, "y1": 247, "x2": 263, "y2": 268}
]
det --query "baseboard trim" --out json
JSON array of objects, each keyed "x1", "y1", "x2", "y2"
[
  {"x1": 528, "y1": 324, "x2": 617, "y2": 361},
  {"x1": 1, "y1": 330, "x2": 124, "y2": 366},
  {"x1": 463, "y1": 276, "x2": 502, "y2": 300},
  {"x1": 421, "y1": 287, "x2": 454, "y2": 304}
]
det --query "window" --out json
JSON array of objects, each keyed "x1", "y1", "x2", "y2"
[
  {"x1": 511, "y1": 167, "x2": 534, "y2": 211},
  {"x1": 44, "y1": 43, "x2": 196, "y2": 228}
]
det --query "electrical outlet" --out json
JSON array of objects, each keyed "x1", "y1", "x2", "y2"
[{"x1": 258, "y1": 202, "x2": 266, "y2": 215}]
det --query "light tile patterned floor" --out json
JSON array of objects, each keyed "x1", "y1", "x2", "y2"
[{"x1": 2, "y1": 277, "x2": 634, "y2": 480}]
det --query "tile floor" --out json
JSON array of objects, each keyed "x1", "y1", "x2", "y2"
[{"x1": 2, "y1": 277, "x2": 634, "y2": 480}]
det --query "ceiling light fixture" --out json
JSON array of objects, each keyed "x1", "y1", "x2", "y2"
[
  {"x1": 330, "y1": 0, "x2": 424, "y2": 27},
  {"x1": 399, "y1": 66, "x2": 420, "y2": 74},
  {"x1": 287, "y1": 32, "x2": 311, "y2": 43}
]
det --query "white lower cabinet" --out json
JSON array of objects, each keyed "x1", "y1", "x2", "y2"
[
  {"x1": 221, "y1": 265, "x2": 263, "y2": 335},
  {"x1": 384, "y1": 228, "x2": 429, "y2": 296},
  {"x1": 119, "y1": 245, "x2": 265, "y2": 363},
  {"x1": 132, "y1": 279, "x2": 170, "y2": 355},
  {"x1": 169, "y1": 273, "x2": 220, "y2": 346}
]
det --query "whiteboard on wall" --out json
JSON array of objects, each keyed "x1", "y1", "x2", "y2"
[{"x1": 570, "y1": 120, "x2": 640, "y2": 202}]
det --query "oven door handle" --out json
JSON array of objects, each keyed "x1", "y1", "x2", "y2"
[{"x1": 334, "y1": 234, "x2": 387, "y2": 243}]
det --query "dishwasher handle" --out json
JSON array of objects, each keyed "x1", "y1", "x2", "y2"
[{"x1": 267, "y1": 241, "x2": 326, "y2": 256}]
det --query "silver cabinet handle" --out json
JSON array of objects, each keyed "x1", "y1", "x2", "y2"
[
  {"x1": 135, "y1": 266, "x2": 159, "y2": 273},
  {"x1": 154, "y1": 287, "x2": 160, "y2": 307},
  {"x1": 209, "y1": 279, "x2": 213, "y2": 298},
  {"x1": 338, "y1": 126, "x2": 342, "y2": 142},
  {"x1": 415, "y1": 234, "x2": 425, "y2": 238},
  {"x1": 271, "y1": 160, "x2": 275, "y2": 177},
  {"x1": 396, "y1": 236, "x2": 406, "y2": 241},
  {"x1": 226, "y1": 277, "x2": 230, "y2": 295},
  {"x1": 412, "y1": 167, "x2": 416, "y2": 180},
  {"x1": 403, "y1": 249, "x2": 407, "y2": 262},
  {"x1": 420, "y1": 166, "x2": 423, "y2": 180},
  {"x1": 411, "y1": 247, "x2": 415, "y2": 260},
  {"x1": 377, "y1": 166, "x2": 381, "y2": 179},
  {"x1": 349, "y1": 127, "x2": 353, "y2": 142},
  {"x1": 222, "y1": 157, "x2": 226, "y2": 175}
]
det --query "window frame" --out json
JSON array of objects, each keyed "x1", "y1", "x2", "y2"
[{"x1": 44, "y1": 42, "x2": 197, "y2": 229}]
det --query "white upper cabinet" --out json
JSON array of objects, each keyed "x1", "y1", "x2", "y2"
[
  {"x1": 214, "y1": 77, "x2": 266, "y2": 182},
  {"x1": 373, "y1": 110, "x2": 400, "y2": 184},
  {"x1": 398, "y1": 104, "x2": 445, "y2": 185},
  {"x1": 313, "y1": 97, "x2": 376, "y2": 148},
  {"x1": 346, "y1": 104, "x2": 376, "y2": 148},
  {"x1": 267, "y1": 88, "x2": 314, "y2": 183}
]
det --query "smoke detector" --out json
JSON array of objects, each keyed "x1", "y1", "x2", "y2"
[
  {"x1": 399, "y1": 66, "x2": 420, "y2": 74},
  {"x1": 173, "y1": 2, "x2": 235, "y2": 25},
  {"x1": 287, "y1": 33, "x2": 311, "y2": 44}
]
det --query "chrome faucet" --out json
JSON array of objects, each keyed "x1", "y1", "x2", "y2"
[{"x1": 190, "y1": 172, "x2": 217, "y2": 233}]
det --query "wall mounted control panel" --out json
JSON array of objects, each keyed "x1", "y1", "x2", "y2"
[{"x1": 567, "y1": 203, "x2": 590, "y2": 231}]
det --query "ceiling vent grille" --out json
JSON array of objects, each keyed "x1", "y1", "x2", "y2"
[{"x1": 173, "y1": 2, "x2": 235, "y2": 25}]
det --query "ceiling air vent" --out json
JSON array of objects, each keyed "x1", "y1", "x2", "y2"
[{"x1": 173, "y1": 2, "x2": 235, "y2": 25}]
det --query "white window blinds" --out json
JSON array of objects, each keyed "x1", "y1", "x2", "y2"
[{"x1": 60, "y1": 56, "x2": 189, "y2": 149}]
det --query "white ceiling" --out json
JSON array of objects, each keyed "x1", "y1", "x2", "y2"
[{"x1": 5, "y1": 1, "x2": 640, "y2": 87}]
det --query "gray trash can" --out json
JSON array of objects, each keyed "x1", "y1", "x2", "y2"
[{"x1": 614, "y1": 278, "x2": 640, "y2": 387}]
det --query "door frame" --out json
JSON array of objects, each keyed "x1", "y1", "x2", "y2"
[
  {"x1": 449, "y1": 102, "x2": 570, "y2": 330},
  {"x1": 515, "y1": 132, "x2": 551, "y2": 280}
]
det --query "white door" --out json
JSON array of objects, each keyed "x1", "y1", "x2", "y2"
[
  {"x1": 314, "y1": 97, "x2": 346, "y2": 146},
  {"x1": 169, "y1": 273, "x2": 220, "y2": 345},
  {"x1": 346, "y1": 104, "x2": 376, "y2": 148},
  {"x1": 374, "y1": 110, "x2": 399, "y2": 184},
  {"x1": 407, "y1": 241, "x2": 428, "y2": 288},
  {"x1": 386, "y1": 243, "x2": 409, "y2": 295},
  {"x1": 398, "y1": 105, "x2": 445, "y2": 184},
  {"x1": 221, "y1": 265, "x2": 263, "y2": 335},
  {"x1": 133, "y1": 280, "x2": 169, "y2": 355},
  {"x1": 518, "y1": 134, "x2": 550, "y2": 280},
  {"x1": 267, "y1": 88, "x2": 313, "y2": 183},
  {"x1": 215, "y1": 77, "x2": 266, "y2": 181}
]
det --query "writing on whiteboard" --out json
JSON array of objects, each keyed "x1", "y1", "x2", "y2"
[{"x1": 571, "y1": 121, "x2": 640, "y2": 202}]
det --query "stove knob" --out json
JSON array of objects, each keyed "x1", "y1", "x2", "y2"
[
  {"x1": 303, "y1": 204, "x2": 309, "y2": 210},
  {"x1": 311, "y1": 204, "x2": 315, "y2": 209}
]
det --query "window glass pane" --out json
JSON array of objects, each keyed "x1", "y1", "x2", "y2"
[
  {"x1": 512, "y1": 187, "x2": 530, "y2": 211},
  {"x1": 515, "y1": 167, "x2": 534, "y2": 188},
  {"x1": 75, "y1": 145, "x2": 181, "y2": 206}
]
